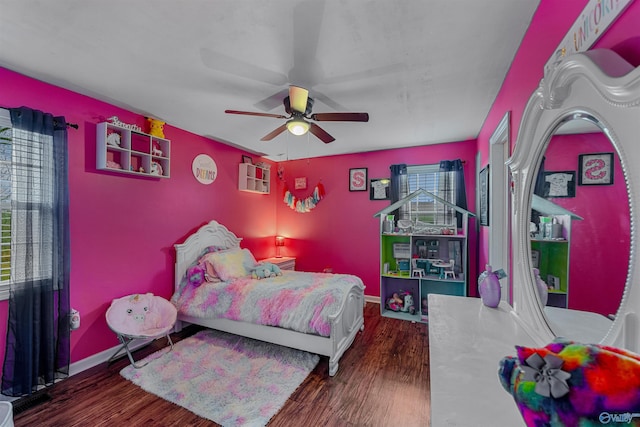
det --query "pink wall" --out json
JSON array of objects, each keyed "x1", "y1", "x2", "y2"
[
  {"x1": 477, "y1": 0, "x2": 640, "y2": 301},
  {"x1": 0, "y1": 67, "x2": 278, "y2": 364},
  {"x1": 545, "y1": 133, "x2": 629, "y2": 316},
  {"x1": 475, "y1": 0, "x2": 590, "y2": 282},
  {"x1": 274, "y1": 141, "x2": 478, "y2": 299}
]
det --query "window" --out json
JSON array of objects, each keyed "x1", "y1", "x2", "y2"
[
  {"x1": 398, "y1": 164, "x2": 457, "y2": 226},
  {"x1": 0, "y1": 110, "x2": 12, "y2": 298},
  {"x1": 0, "y1": 108, "x2": 54, "y2": 300}
]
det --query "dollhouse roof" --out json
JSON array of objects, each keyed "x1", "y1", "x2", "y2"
[
  {"x1": 532, "y1": 195, "x2": 583, "y2": 220},
  {"x1": 373, "y1": 189, "x2": 476, "y2": 218}
]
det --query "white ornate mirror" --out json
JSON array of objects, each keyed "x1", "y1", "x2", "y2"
[{"x1": 508, "y1": 49, "x2": 640, "y2": 352}]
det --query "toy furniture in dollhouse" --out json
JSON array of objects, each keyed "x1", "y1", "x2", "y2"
[
  {"x1": 411, "y1": 259, "x2": 425, "y2": 277},
  {"x1": 442, "y1": 260, "x2": 456, "y2": 279}
]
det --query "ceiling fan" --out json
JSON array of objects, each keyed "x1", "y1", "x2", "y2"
[{"x1": 225, "y1": 86, "x2": 369, "y2": 143}]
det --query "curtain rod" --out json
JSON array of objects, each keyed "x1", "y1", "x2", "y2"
[
  {"x1": 55, "y1": 120, "x2": 79, "y2": 130},
  {"x1": 1, "y1": 105, "x2": 78, "y2": 129}
]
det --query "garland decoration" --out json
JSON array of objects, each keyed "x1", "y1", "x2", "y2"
[{"x1": 283, "y1": 182, "x2": 325, "y2": 213}]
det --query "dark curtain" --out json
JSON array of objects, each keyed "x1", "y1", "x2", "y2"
[
  {"x1": 389, "y1": 164, "x2": 407, "y2": 219},
  {"x1": 439, "y1": 159, "x2": 467, "y2": 228},
  {"x1": 531, "y1": 156, "x2": 546, "y2": 225},
  {"x1": 2, "y1": 107, "x2": 70, "y2": 396}
]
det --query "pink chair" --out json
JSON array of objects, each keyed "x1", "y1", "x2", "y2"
[{"x1": 105, "y1": 293, "x2": 177, "y2": 368}]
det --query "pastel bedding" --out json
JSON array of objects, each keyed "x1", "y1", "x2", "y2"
[{"x1": 172, "y1": 270, "x2": 364, "y2": 337}]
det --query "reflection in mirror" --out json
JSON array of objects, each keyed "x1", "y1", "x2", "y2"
[{"x1": 530, "y1": 117, "x2": 630, "y2": 343}]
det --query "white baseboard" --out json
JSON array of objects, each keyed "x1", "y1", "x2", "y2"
[
  {"x1": 0, "y1": 340, "x2": 151, "y2": 402},
  {"x1": 69, "y1": 338, "x2": 151, "y2": 376},
  {"x1": 365, "y1": 295, "x2": 381, "y2": 304}
]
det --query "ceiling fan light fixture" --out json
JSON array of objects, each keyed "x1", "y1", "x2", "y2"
[{"x1": 286, "y1": 118, "x2": 310, "y2": 136}]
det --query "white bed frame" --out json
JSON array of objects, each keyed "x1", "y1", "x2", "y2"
[{"x1": 174, "y1": 220, "x2": 365, "y2": 376}]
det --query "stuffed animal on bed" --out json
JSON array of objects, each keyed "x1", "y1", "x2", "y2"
[
  {"x1": 107, "y1": 293, "x2": 166, "y2": 336},
  {"x1": 251, "y1": 262, "x2": 282, "y2": 279},
  {"x1": 498, "y1": 338, "x2": 640, "y2": 426}
]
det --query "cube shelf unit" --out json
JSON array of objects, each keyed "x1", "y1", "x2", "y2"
[
  {"x1": 96, "y1": 122, "x2": 170, "y2": 178},
  {"x1": 239, "y1": 163, "x2": 270, "y2": 194},
  {"x1": 374, "y1": 189, "x2": 475, "y2": 323}
]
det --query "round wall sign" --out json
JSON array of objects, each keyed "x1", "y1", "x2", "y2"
[{"x1": 192, "y1": 154, "x2": 217, "y2": 184}]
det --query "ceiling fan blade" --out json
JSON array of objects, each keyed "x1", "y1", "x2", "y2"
[
  {"x1": 254, "y1": 88, "x2": 290, "y2": 111},
  {"x1": 309, "y1": 123, "x2": 335, "y2": 144},
  {"x1": 289, "y1": 86, "x2": 309, "y2": 114},
  {"x1": 200, "y1": 48, "x2": 288, "y2": 86},
  {"x1": 311, "y1": 112, "x2": 369, "y2": 122},
  {"x1": 225, "y1": 110, "x2": 287, "y2": 119},
  {"x1": 261, "y1": 124, "x2": 288, "y2": 141}
]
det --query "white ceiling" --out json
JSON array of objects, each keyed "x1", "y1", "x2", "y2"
[{"x1": 0, "y1": 0, "x2": 540, "y2": 161}]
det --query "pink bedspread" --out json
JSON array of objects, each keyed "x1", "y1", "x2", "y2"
[{"x1": 171, "y1": 271, "x2": 364, "y2": 337}]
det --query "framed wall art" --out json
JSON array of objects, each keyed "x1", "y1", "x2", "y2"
[
  {"x1": 578, "y1": 152, "x2": 614, "y2": 185},
  {"x1": 295, "y1": 177, "x2": 308, "y2": 190},
  {"x1": 370, "y1": 178, "x2": 390, "y2": 200},
  {"x1": 479, "y1": 166, "x2": 489, "y2": 226},
  {"x1": 242, "y1": 155, "x2": 253, "y2": 164},
  {"x1": 543, "y1": 171, "x2": 576, "y2": 198},
  {"x1": 349, "y1": 168, "x2": 368, "y2": 192}
]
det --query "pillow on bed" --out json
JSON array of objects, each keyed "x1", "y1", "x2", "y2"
[
  {"x1": 208, "y1": 247, "x2": 257, "y2": 281},
  {"x1": 197, "y1": 247, "x2": 230, "y2": 284},
  {"x1": 186, "y1": 246, "x2": 226, "y2": 287}
]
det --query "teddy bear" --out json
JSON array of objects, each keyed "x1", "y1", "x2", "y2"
[
  {"x1": 498, "y1": 338, "x2": 640, "y2": 426},
  {"x1": 251, "y1": 262, "x2": 282, "y2": 279}
]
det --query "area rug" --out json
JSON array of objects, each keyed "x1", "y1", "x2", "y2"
[{"x1": 120, "y1": 329, "x2": 319, "y2": 427}]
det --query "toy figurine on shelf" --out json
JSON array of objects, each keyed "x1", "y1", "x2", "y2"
[
  {"x1": 147, "y1": 117, "x2": 165, "y2": 138},
  {"x1": 150, "y1": 161, "x2": 163, "y2": 176},
  {"x1": 386, "y1": 290, "x2": 416, "y2": 314},
  {"x1": 400, "y1": 292, "x2": 416, "y2": 314},
  {"x1": 106, "y1": 160, "x2": 121, "y2": 170},
  {"x1": 106, "y1": 132, "x2": 121, "y2": 147},
  {"x1": 152, "y1": 141, "x2": 163, "y2": 157},
  {"x1": 386, "y1": 293, "x2": 404, "y2": 311}
]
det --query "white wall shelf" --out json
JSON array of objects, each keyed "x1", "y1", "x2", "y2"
[
  {"x1": 96, "y1": 122, "x2": 170, "y2": 178},
  {"x1": 238, "y1": 163, "x2": 270, "y2": 194}
]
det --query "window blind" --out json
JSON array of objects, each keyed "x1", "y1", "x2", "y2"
[{"x1": 0, "y1": 109, "x2": 11, "y2": 284}]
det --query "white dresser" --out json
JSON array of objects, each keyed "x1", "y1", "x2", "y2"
[{"x1": 428, "y1": 294, "x2": 534, "y2": 426}]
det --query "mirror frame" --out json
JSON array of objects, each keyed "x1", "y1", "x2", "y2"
[{"x1": 507, "y1": 49, "x2": 640, "y2": 351}]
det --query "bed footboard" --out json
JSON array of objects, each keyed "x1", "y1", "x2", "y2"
[{"x1": 327, "y1": 283, "x2": 365, "y2": 376}]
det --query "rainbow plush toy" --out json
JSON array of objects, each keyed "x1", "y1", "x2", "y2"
[{"x1": 499, "y1": 338, "x2": 640, "y2": 426}]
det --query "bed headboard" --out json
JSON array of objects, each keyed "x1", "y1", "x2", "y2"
[{"x1": 174, "y1": 220, "x2": 242, "y2": 291}]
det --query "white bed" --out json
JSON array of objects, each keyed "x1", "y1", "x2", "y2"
[{"x1": 173, "y1": 220, "x2": 365, "y2": 376}]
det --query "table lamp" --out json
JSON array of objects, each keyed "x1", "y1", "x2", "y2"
[{"x1": 275, "y1": 236, "x2": 285, "y2": 258}]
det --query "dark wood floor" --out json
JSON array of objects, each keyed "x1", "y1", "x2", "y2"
[{"x1": 12, "y1": 303, "x2": 430, "y2": 426}]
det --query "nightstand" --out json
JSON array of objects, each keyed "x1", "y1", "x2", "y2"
[{"x1": 259, "y1": 256, "x2": 296, "y2": 271}]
